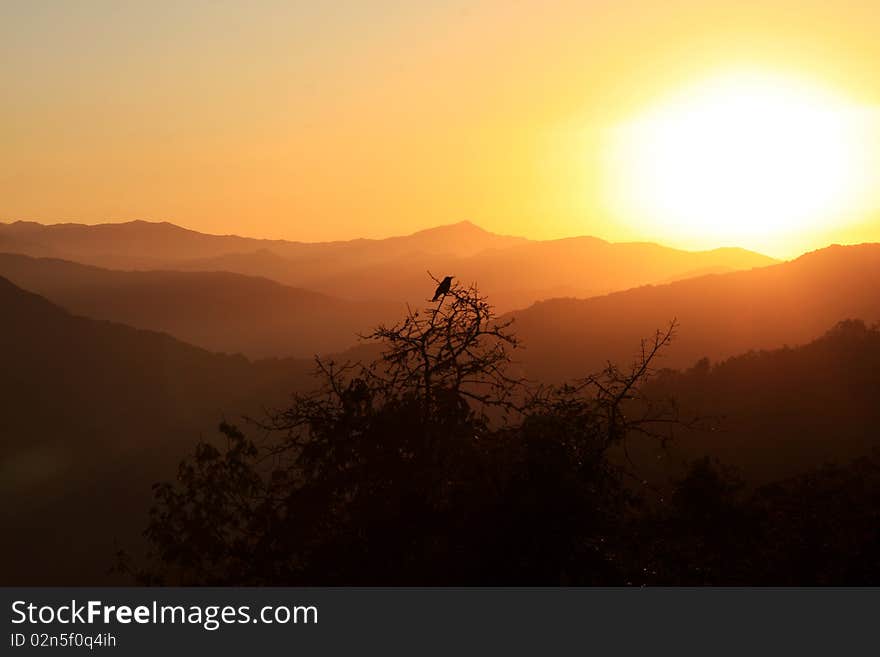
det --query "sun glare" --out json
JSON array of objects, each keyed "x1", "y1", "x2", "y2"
[{"x1": 604, "y1": 71, "x2": 874, "y2": 253}]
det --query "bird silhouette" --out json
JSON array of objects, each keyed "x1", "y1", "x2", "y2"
[{"x1": 432, "y1": 276, "x2": 453, "y2": 301}]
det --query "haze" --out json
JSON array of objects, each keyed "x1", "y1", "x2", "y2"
[
  {"x1": 4, "y1": 1, "x2": 880, "y2": 256},
  {"x1": 5, "y1": 1, "x2": 880, "y2": 587}
]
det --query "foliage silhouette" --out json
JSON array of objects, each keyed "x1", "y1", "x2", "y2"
[
  {"x1": 133, "y1": 280, "x2": 679, "y2": 584},
  {"x1": 131, "y1": 284, "x2": 880, "y2": 585}
]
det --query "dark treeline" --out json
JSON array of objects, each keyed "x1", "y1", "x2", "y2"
[
  {"x1": 642, "y1": 318, "x2": 880, "y2": 483},
  {"x1": 129, "y1": 283, "x2": 880, "y2": 585}
]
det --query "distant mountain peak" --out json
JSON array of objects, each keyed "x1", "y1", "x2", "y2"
[
  {"x1": 451, "y1": 219, "x2": 486, "y2": 231},
  {"x1": 409, "y1": 220, "x2": 493, "y2": 236},
  {"x1": 405, "y1": 220, "x2": 529, "y2": 247}
]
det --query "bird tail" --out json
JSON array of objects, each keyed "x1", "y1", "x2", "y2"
[{"x1": 431, "y1": 293, "x2": 440, "y2": 302}]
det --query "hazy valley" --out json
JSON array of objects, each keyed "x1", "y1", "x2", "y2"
[{"x1": 2, "y1": 219, "x2": 880, "y2": 584}]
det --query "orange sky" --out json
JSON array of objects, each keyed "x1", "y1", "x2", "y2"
[{"x1": 3, "y1": 1, "x2": 880, "y2": 257}]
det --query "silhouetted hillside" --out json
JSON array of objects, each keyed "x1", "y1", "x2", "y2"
[
  {"x1": 510, "y1": 243, "x2": 880, "y2": 380},
  {"x1": 638, "y1": 319, "x2": 880, "y2": 483},
  {"x1": 0, "y1": 220, "x2": 775, "y2": 312},
  {"x1": 0, "y1": 253, "x2": 403, "y2": 358},
  {"x1": 0, "y1": 276, "x2": 314, "y2": 584}
]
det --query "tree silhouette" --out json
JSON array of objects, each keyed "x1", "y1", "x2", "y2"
[{"x1": 130, "y1": 280, "x2": 683, "y2": 584}]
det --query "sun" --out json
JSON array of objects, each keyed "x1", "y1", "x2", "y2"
[{"x1": 603, "y1": 71, "x2": 872, "y2": 253}]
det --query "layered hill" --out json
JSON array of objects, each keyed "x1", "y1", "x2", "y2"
[
  {"x1": 0, "y1": 276, "x2": 316, "y2": 584},
  {"x1": 0, "y1": 253, "x2": 402, "y2": 358},
  {"x1": 0, "y1": 220, "x2": 776, "y2": 312},
  {"x1": 291, "y1": 237, "x2": 774, "y2": 312},
  {"x1": 5, "y1": 245, "x2": 880, "y2": 583},
  {"x1": 509, "y1": 243, "x2": 880, "y2": 381},
  {"x1": 0, "y1": 219, "x2": 526, "y2": 269}
]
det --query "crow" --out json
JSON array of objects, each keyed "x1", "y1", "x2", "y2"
[{"x1": 432, "y1": 276, "x2": 453, "y2": 301}]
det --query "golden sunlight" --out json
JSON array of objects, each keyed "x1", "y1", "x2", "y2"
[{"x1": 604, "y1": 71, "x2": 874, "y2": 252}]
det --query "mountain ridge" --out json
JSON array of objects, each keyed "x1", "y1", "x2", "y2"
[
  {"x1": 507, "y1": 241, "x2": 880, "y2": 381},
  {"x1": 0, "y1": 253, "x2": 403, "y2": 358},
  {"x1": 0, "y1": 217, "x2": 773, "y2": 260},
  {"x1": 0, "y1": 218, "x2": 778, "y2": 314}
]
